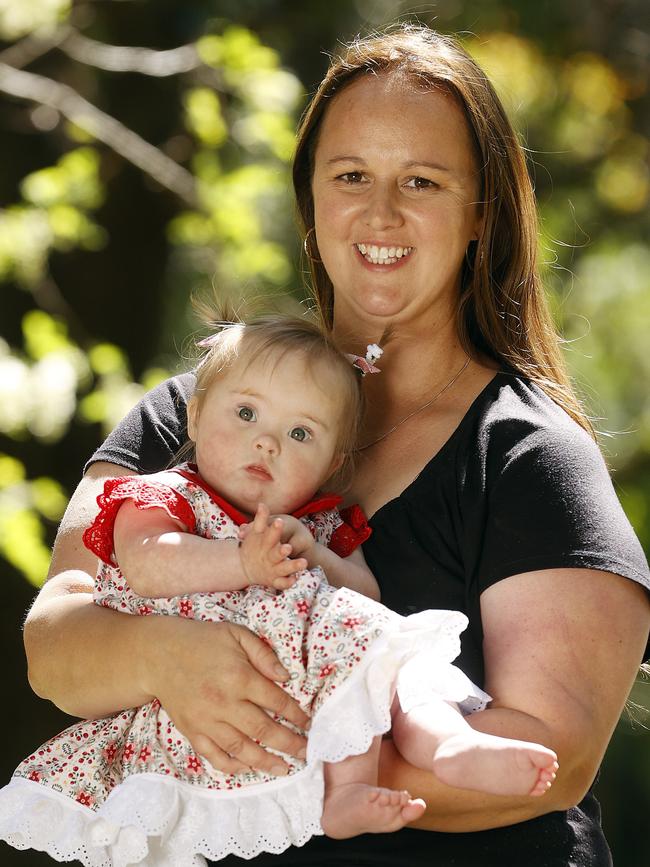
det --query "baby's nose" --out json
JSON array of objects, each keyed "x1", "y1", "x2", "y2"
[{"x1": 255, "y1": 433, "x2": 279, "y2": 455}]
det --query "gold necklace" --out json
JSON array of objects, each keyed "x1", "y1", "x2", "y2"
[{"x1": 359, "y1": 356, "x2": 471, "y2": 451}]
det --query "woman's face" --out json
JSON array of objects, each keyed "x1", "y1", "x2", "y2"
[{"x1": 311, "y1": 73, "x2": 483, "y2": 336}]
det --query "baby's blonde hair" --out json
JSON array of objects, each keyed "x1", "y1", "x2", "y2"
[{"x1": 188, "y1": 313, "x2": 364, "y2": 492}]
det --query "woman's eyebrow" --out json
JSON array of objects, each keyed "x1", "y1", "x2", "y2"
[
  {"x1": 403, "y1": 159, "x2": 452, "y2": 173},
  {"x1": 325, "y1": 155, "x2": 365, "y2": 166},
  {"x1": 325, "y1": 155, "x2": 452, "y2": 173}
]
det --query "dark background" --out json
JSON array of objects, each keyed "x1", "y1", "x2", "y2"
[{"x1": 1, "y1": 1, "x2": 649, "y2": 865}]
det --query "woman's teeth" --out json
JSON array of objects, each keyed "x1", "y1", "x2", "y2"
[{"x1": 356, "y1": 244, "x2": 413, "y2": 265}]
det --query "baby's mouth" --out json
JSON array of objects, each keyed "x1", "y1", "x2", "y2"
[
  {"x1": 246, "y1": 464, "x2": 273, "y2": 481},
  {"x1": 356, "y1": 244, "x2": 413, "y2": 265}
]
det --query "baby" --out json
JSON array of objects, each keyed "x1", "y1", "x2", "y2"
[{"x1": 0, "y1": 315, "x2": 558, "y2": 866}]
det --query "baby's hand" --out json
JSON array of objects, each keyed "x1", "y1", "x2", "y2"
[
  {"x1": 271, "y1": 515, "x2": 317, "y2": 563},
  {"x1": 239, "y1": 504, "x2": 309, "y2": 590}
]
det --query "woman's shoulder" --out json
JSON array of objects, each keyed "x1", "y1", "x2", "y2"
[
  {"x1": 85, "y1": 373, "x2": 196, "y2": 476},
  {"x1": 457, "y1": 372, "x2": 649, "y2": 592},
  {"x1": 446, "y1": 370, "x2": 618, "y2": 519},
  {"x1": 465, "y1": 371, "x2": 600, "y2": 466},
  {"x1": 149, "y1": 372, "x2": 196, "y2": 408}
]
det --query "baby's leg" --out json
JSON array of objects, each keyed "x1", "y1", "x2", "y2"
[
  {"x1": 320, "y1": 736, "x2": 426, "y2": 838},
  {"x1": 391, "y1": 696, "x2": 558, "y2": 797}
]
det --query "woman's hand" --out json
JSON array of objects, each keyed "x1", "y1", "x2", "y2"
[{"x1": 144, "y1": 615, "x2": 310, "y2": 775}]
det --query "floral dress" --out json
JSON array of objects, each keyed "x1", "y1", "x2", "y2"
[{"x1": 0, "y1": 464, "x2": 489, "y2": 867}]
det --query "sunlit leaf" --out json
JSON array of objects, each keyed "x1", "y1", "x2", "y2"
[
  {"x1": 0, "y1": 0, "x2": 70, "y2": 40},
  {"x1": 0, "y1": 502, "x2": 51, "y2": 587},
  {"x1": 184, "y1": 88, "x2": 228, "y2": 147},
  {"x1": 88, "y1": 344, "x2": 129, "y2": 376},
  {"x1": 0, "y1": 454, "x2": 26, "y2": 489},
  {"x1": 22, "y1": 310, "x2": 71, "y2": 360},
  {"x1": 31, "y1": 476, "x2": 67, "y2": 520}
]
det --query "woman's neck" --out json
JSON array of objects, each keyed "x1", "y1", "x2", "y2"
[{"x1": 334, "y1": 314, "x2": 469, "y2": 420}]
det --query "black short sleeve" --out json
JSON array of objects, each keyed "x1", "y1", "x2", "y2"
[
  {"x1": 84, "y1": 373, "x2": 194, "y2": 475},
  {"x1": 477, "y1": 415, "x2": 650, "y2": 592}
]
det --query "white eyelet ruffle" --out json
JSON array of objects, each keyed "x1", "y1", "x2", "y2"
[{"x1": 0, "y1": 608, "x2": 488, "y2": 865}]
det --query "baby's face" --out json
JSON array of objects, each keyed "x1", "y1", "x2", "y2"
[{"x1": 188, "y1": 351, "x2": 344, "y2": 516}]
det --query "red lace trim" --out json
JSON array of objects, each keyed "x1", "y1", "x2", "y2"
[
  {"x1": 175, "y1": 465, "x2": 343, "y2": 524},
  {"x1": 329, "y1": 504, "x2": 372, "y2": 557},
  {"x1": 82, "y1": 476, "x2": 197, "y2": 565}
]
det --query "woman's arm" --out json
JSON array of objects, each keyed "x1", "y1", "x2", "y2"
[
  {"x1": 24, "y1": 462, "x2": 309, "y2": 775},
  {"x1": 382, "y1": 567, "x2": 649, "y2": 831}
]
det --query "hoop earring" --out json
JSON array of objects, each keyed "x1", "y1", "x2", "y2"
[
  {"x1": 303, "y1": 226, "x2": 322, "y2": 264},
  {"x1": 465, "y1": 241, "x2": 484, "y2": 271}
]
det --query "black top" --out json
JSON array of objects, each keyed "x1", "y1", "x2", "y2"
[{"x1": 87, "y1": 370, "x2": 650, "y2": 867}]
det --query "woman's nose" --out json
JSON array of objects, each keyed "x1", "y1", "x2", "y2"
[{"x1": 363, "y1": 183, "x2": 404, "y2": 230}]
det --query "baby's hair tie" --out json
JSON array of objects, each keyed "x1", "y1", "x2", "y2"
[
  {"x1": 196, "y1": 320, "x2": 242, "y2": 349},
  {"x1": 196, "y1": 333, "x2": 221, "y2": 348},
  {"x1": 346, "y1": 343, "x2": 383, "y2": 376}
]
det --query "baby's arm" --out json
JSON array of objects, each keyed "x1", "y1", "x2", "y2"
[
  {"x1": 113, "y1": 500, "x2": 249, "y2": 596},
  {"x1": 269, "y1": 511, "x2": 380, "y2": 601},
  {"x1": 313, "y1": 544, "x2": 380, "y2": 600}
]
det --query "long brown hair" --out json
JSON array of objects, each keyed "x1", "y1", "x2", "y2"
[{"x1": 292, "y1": 24, "x2": 594, "y2": 436}]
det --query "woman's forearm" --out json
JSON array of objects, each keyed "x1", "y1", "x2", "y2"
[
  {"x1": 380, "y1": 697, "x2": 595, "y2": 833},
  {"x1": 24, "y1": 572, "x2": 158, "y2": 717},
  {"x1": 23, "y1": 463, "x2": 157, "y2": 717}
]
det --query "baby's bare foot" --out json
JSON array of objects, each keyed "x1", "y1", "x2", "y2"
[
  {"x1": 432, "y1": 732, "x2": 559, "y2": 797},
  {"x1": 321, "y1": 783, "x2": 426, "y2": 839}
]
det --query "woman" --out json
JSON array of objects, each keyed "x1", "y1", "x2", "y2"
[{"x1": 23, "y1": 25, "x2": 649, "y2": 867}]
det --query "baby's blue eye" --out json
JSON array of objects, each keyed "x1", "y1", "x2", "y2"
[
  {"x1": 238, "y1": 406, "x2": 256, "y2": 422},
  {"x1": 290, "y1": 427, "x2": 310, "y2": 442}
]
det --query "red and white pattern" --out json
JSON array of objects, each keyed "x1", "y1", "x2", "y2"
[{"x1": 0, "y1": 466, "x2": 488, "y2": 866}]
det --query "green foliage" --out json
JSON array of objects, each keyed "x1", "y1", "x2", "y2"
[
  {"x1": 197, "y1": 26, "x2": 279, "y2": 74},
  {"x1": 0, "y1": 310, "x2": 169, "y2": 586},
  {"x1": 184, "y1": 88, "x2": 228, "y2": 147},
  {"x1": 0, "y1": 453, "x2": 65, "y2": 588},
  {"x1": 0, "y1": 148, "x2": 106, "y2": 288},
  {"x1": 0, "y1": 0, "x2": 70, "y2": 40}
]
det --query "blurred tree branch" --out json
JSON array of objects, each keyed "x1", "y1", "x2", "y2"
[
  {"x1": 0, "y1": 61, "x2": 199, "y2": 206},
  {"x1": 59, "y1": 30, "x2": 200, "y2": 76},
  {"x1": 0, "y1": 25, "x2": 72, "y2": 68}
]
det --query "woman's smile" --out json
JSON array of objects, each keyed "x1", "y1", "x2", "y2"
[{"x1": 355, "y1": 243, "x2": 414, "y2": 268}]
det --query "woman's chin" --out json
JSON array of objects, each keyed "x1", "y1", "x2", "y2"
[{"x1": 343, "y1": 292, "x2": 413, "y2": 324}]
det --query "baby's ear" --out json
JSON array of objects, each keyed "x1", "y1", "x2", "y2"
[{"x1": 187, "y1": 396, "x2": 199, "y2": 441}]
